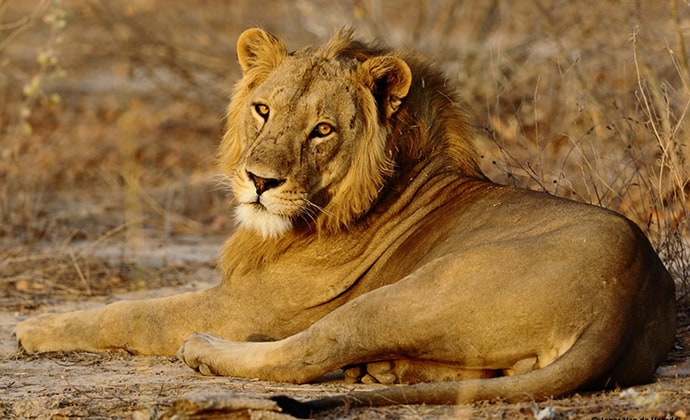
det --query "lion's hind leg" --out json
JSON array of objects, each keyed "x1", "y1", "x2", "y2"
[
  {"x1": 178, "y1": 254, "x2": 506, "y2": 383},
  {"x1": 344, "y1": 359, "x2": 497, "y2": 384}
]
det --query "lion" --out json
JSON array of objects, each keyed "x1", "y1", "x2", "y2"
[{"x1": 15, "y1": 28, "x2": 676, "y2": 415}]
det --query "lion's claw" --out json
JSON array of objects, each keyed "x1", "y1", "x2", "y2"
[{"x1": 197, "y1": 363, "x2": 214, "y2": 376}]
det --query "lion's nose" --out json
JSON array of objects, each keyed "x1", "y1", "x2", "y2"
[{"x1": 247, "y1": 171, "x2": 286, "y2": 196}]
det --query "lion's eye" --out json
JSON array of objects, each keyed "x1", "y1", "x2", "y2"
[
  {"x1": 254, "y1": 103, "x2": 270, "y2": 119},
  {"x1": 311, "y1": 122, "x2": 333, "y2": 138}
]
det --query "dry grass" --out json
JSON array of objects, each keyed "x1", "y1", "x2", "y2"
[{"x1": 0, "y1": 1, "x2": 688, "y2": 298}]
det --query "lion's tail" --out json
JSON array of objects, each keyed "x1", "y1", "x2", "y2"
[{"x1": 270, "y1": 341, "x2": 619, "y2": 418}]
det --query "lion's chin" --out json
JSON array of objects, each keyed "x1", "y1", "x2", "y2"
[{"x1": 235, "y1": 204, "x2": 293, "y2": 239}]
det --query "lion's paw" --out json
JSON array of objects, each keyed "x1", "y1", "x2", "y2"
[
  {"x1": 344, "y1": 361, "x2": 398, "y2": 384},
  {"x1": 178, "y1": 332, "x2": 286, "y2": 379},
  {"x1": 14, "y1": 313, "x2": 65, "y2": 353},
  {"x1": 344, "y1": 360, "x2": 498, "y2": 384},
  {"x1": 177, "y1": 332, "x2": 226, "y2": 376}
]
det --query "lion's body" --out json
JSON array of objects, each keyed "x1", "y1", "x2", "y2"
[{"x1": 16, "y1": 29, "x2": 676, "y2": 412}]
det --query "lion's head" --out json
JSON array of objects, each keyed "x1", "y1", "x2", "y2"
[{"x1": 220, "y1": 28, "x2": 483, "y2": 239}]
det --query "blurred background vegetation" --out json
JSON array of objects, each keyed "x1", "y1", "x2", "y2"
[{"x1": 1, "y1": 0, "x2": 688, "y2": 302}]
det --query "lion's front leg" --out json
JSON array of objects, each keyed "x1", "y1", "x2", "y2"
[
  {"x1": 15, "y1": 310, "x2": 104, "y2": 354},
  {"x1": 15, "y1": 288, "x2": 223, "y2": 356},
  {"x1": 16, "y1": 300, "x2": 190, "y2": 356}
]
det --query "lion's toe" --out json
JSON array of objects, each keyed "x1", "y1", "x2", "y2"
[
  {"x1": 177, "y1": 332, "x2": 230, "y2": 375},
  {"x1": 177, "y1": 334, "x2": 203, "y2": 370},
  {"x1": 344, "y1": 361, "x2": 398, "y2": 384},
  {"x1": 197, "y1": 363, "x2": 215, "y2": 376},
  {"x1": 366, "y1": 361, "x2": 397, "y2": 384},
  {"x1": 14, "y1": 317, "x2": 48, "y2": 354}
]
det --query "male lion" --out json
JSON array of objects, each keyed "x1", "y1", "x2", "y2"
[{"x1": 16, "y1": 28, "x2": 676, "y2": 415}]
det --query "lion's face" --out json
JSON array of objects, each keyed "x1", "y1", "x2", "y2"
[
  {"x1": 222, "y1": 29, "x2": 411, "y2": 238},
  {"x1": 231, "y1": 57, "x2": 363, "y2": 238}
]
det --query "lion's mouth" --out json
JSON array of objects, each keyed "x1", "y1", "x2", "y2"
[
  {"x1": 243, "y1": 201, "x2": 275, "y2": 216},
  {"x1": 239, "y1": 193, "x2": 272, "y2": 213},
  {"x1": 235, "y1": 202, "x2": 294, "y2": 239}
]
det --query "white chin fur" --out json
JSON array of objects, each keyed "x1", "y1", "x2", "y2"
[{"x1": 235, "y1": 204, "x2": 293, "y2": 239}]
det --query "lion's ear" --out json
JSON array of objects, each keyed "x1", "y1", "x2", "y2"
[
  {"x1": 359, "y1": 56, "x2": 412, "y2": 119},
  {"x1": 236, "y1": 28, "x2": 287, "y2": 73}
]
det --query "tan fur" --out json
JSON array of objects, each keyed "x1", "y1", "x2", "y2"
[{"x1": 16, "y1": 29, "x2": 675, "y2": 412}]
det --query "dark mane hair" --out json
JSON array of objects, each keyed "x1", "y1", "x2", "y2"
[{"x1": 315, "y1": 28, "x2": 485, "y2": 181}]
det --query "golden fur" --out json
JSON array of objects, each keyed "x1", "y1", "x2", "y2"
[
  {"x1": 16, "y1": 29, "x2": 676, "y2": 414},
  {"x1": 221, "y1": 29, "x2": 482, "y2": 238}
]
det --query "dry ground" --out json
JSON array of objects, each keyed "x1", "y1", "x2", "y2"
[{"x1": 2, "y1": 1, "x2": 690, "y2": 418}]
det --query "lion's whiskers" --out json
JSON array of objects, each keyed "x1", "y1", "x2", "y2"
[
  {"x1": 300, "y1": 199, "x2": 333, "y2": 225},
  {"x1": 212, "y1": 173, "x2": 235, "y2": 196}
]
